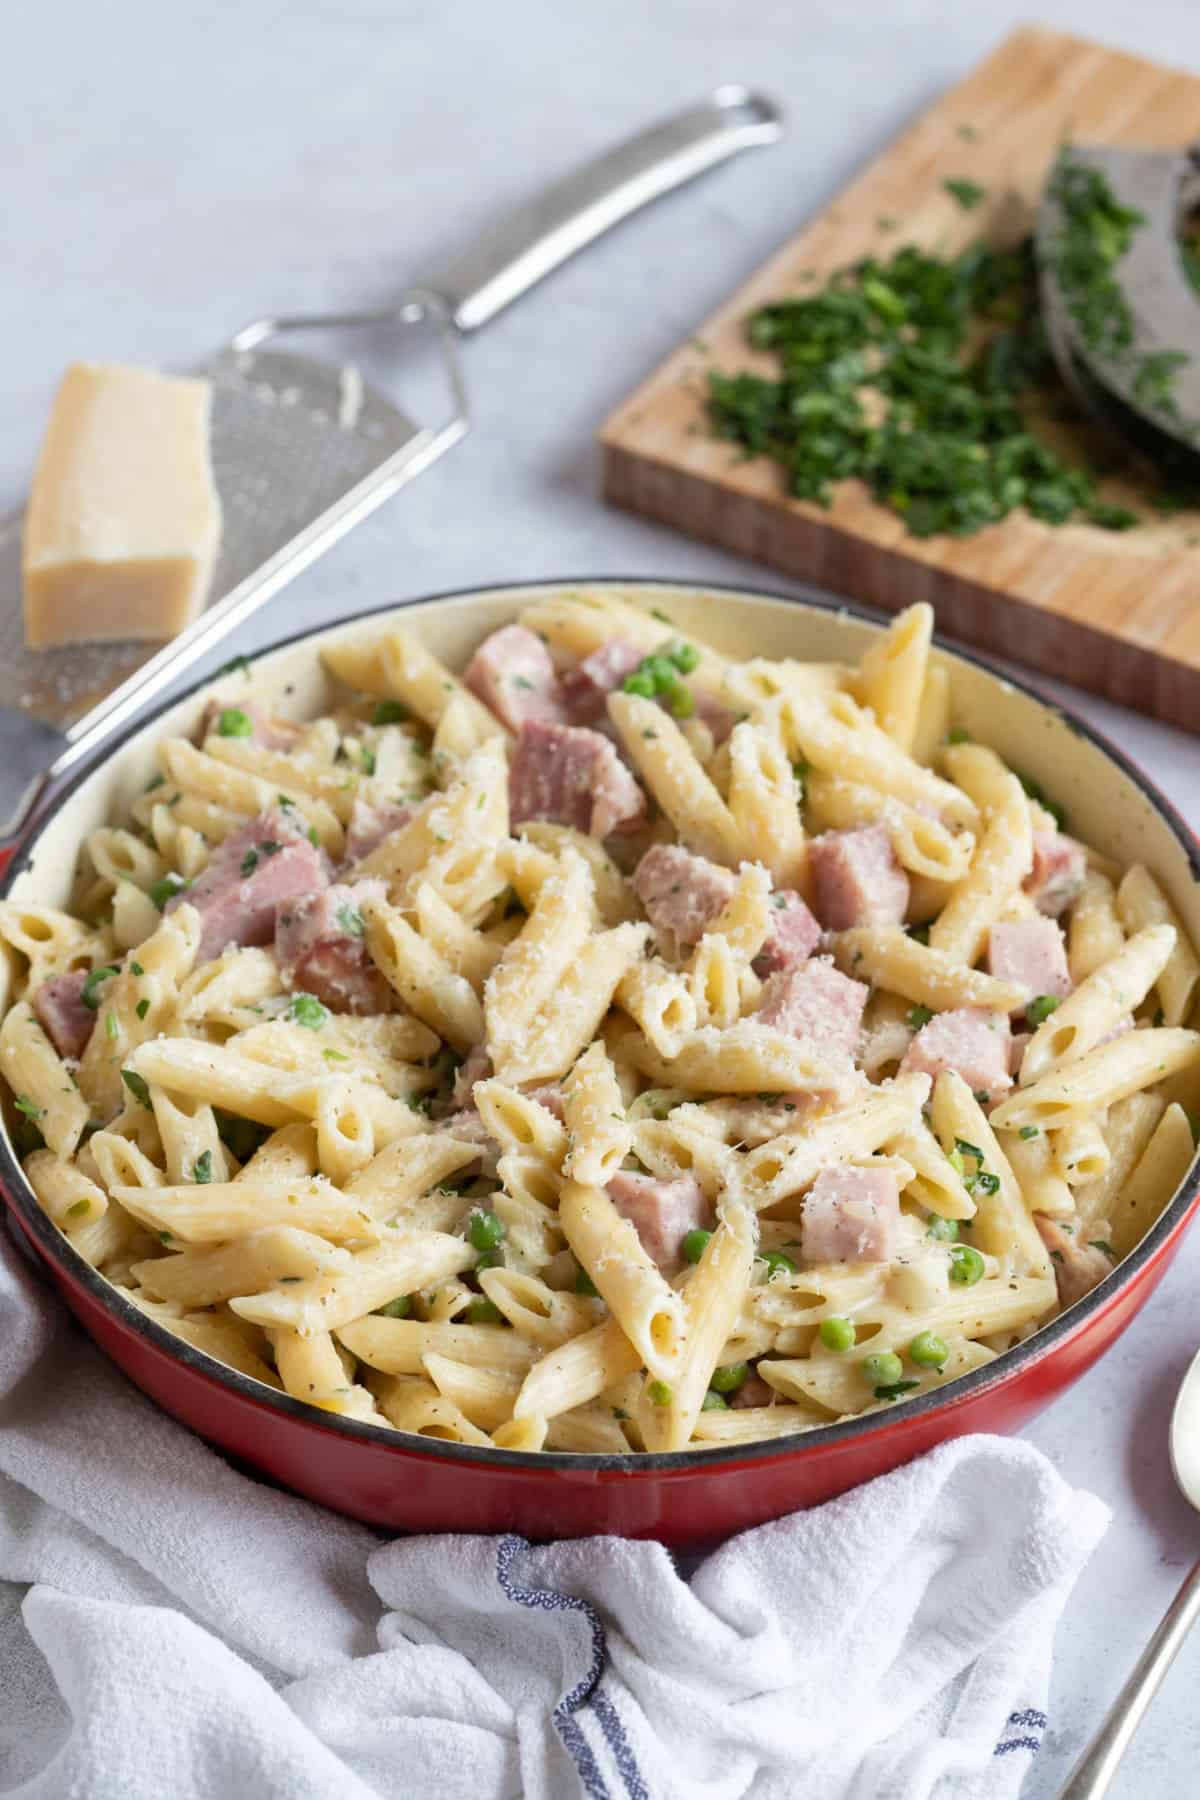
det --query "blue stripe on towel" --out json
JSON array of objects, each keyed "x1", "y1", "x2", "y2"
[
  {"x1": 495, "y1": 1535, "x2": 650, "y2": 1800},
  {"x1": 993, "y1": 1708, "x2": 1047, "y2": 1758}
]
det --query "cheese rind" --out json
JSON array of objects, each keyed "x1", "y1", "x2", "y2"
[{"x1": 22, "y1": 362, "x2": 221, "y2": 648}]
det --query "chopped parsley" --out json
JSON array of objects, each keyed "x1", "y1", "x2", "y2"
[
  {"x1": 874, "y1": 1379, "x2": 923, "y2": 1401},
  {"x1": 336, "y1": 904, "x2": 365, "y2": 938},
  {"x1": 907, "y1": 1004, "x2": 934, "y2": 1030},
  {"x1": 218, "y1": 654, "x2": 251, "y2": 678},
  {"x1": 1089, "y1": 1239, "x2": 1116, "y2": 1258},
  {"x1": 104, "y1": 1012, "x2": 118, "y2": 1042},
  {"x1": 372, "y1": 700, "x2": 408, "y2": 725},
  {"x1": 144, "y1": 773, "x2": 166, "y2": 794},
  {"x1": 120, "y1": 1069, "x2": 152, "y2": 1110},
  {"x1": 288, "y1": 993, "x2": 328, "y2": 1030},
  {"x1": 148, "y1": 873, "x2": 189, "y2": 911},
  {"x1": 14, "y1": 1096, "x2": 43, "y2": 1121},
  {"x1": 360, "y1": 747, "x2": 377, "y2": 775},
  {"x1": 192, "y1": 1150, "x2": 213, "y2": 1184},
  {"x1": 944, "y1": 177, "x2": 985, "y2": 210},
  {"x1": 240, "y1": 849, "x2": 259, "y2": 877},
  {"x1": 80, "y1": 965, "x2": 120, "y2": 1010},
  {"x1": 129, "y1": 961, "x2": 144, "y2": 977},
  {"x1": 707, "y1": 222, "x2": 1153, "y2": 541},
  {"x1": 1019, "y1": 1124, "x2": 1040, "y2": 1139}
]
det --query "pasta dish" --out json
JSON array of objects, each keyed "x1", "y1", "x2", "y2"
[{"x1": 2, "y1": 592, "x2": 1197, "y2": 1456}]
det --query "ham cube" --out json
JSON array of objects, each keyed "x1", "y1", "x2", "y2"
[
  {"x1": 441, "y1": 1109, "x2": 502, "y2": 1182},
  {"x1": 801, "y1": 1165, "x2": 901, "y2": 1264},
  {"x1": 753, "y1": 890, "x2": 822, "y2": 977},
  {"x1": 988, "y1": 917, "x2": 1071, "y2": 1005},
  {"x1": 275, "y1": 880, "x2": 391, "y2": 1015},
  {"x1": 464, "y1": 625, "x2": 567, "y2": 732},
  {"x1": 509, "y1": 720, "x2": 646, "y2": 839},
  {"x1": 343, "y1": 798, "x2": 413, "y2": 864},
  {"x1": 1036, "y1": 1216, "x2": 1114, "y2": 1307},
  {"x1": 561, "y1": 640, "x2": 645, "y2": 725},
  {"x1": 632, "y1": 844, "x2": 736, "y2": 953},
  {"x1": 452, "y1": 1042, "x2": 492, "y2": 1110},
  {"x1": 198, "y1": 698, "x2": 297, "y2": 752},
  {"x1": 1024, "y1": 831, "x2": 1087, "y2": 917},
  {"x1": 174, "y1": 808, "x2": 327, "y2": 964},
  {"x1": 757, "y1": 956, "x2": 868, "y2": 1059},
  {"x1": 606, "y1": 1171, "x2": 710, "y2": 1271},
  {"x1": 900, "y1": 1007, "x2": 1013, "y2": 1100},
  {"x1": 730, "y1": 1371, "x2": 775, "y2": 1409},
  {"x1": 33, "y1": 969, "x2": 94, "y2": 1060},
  {"x1": 809, "y1": 826, "x2": 909, "y2": 931}
]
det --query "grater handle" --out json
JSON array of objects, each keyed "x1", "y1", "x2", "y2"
[{"x1": 424, "y1": 86, "x2": 782, "y2": 334}]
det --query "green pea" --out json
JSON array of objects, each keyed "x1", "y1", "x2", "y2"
[
  {"x1": 757, "y1": 1250, "x2": 797, "y2": 1282},
  {"x1": 1025, "y1": 993, "x2": 1061, "y2": 1027},
  {"x1": 622, "y1": 670, "x2": 657, "y2": 699},
  {"x1": 819, "y1": 1316, "x2": 856, "y2": 1352},
  {"x1": 682, "y1": 1228, "x2": 712, "y2": 1264},
  {"x1": 949, "y1": 1243, "x2": 986, "y2": 1286},
  {"x1": 217, "y1": 708, "x2": 253, "y2": 738},
  {"x1": 701, "y1": 1389, "x2": 728, "y2": 1411},
  {"x1": 644, "y1": 655, "x2": 678, "y2": 693},
  {"x1": 862, "y1": 1351, "x2": 904, "y2": 1387},
  {"x1": 646, "y1": 1379, "x2": 673, "y2": 1407},
  {"x1": 375, "y1": 1295, "x2": 411, "y2": 1319},
  {"x1": 465, "y1": 1297, "x2": 504, "y2": 1325},
  {"x1": 909, "y1": 1330, "x2": 949, "y2": 1367},
  {"x1": 666, "y1": 639, "x2": 700, "y2": 673},
  {"x1": 574, "y1": 1265, "x2": 600, "y2": 1298},
  {"x1": 709, "y1": 1362, "x2": 749, "y2": 1393},
  {"x1": 467, "y1": 1208, "x2": 505, "y2": 1252},
  {"x1": 666, "y1": 682, "x2": 695, "y2": 719},
  {"x1": 926, "y1": 1215, "x2": 959, "y2": 1242}
]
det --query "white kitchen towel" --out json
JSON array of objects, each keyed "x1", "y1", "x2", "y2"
[{"x1": 0, "y1": 1230, "x2": 1109, "y2": 1800}]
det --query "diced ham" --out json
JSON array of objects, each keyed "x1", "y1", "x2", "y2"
[
  {"x1": 32, "y1": 970, "x2": 94, "y2": 1060},
  {"x1": 1024, "y1": 832, "x2": 1087, "y2": 917},
  {"x1": 441, "y1": 1109, "x2": 502, "y2": 1182},
  {"x1": 1036, "y1": 1216, "x2": 1114, "y2": 1307},
  {"x1": 198, "y1": 698, "x2": 297, "y2": 752},
  {"x1": 988, "y1": 917, "x2": 1072, "y2": 1005},
  {"x1": 632, "y1": 845, "x2": 736, "y2": 953},
  {"x1": 561, "y1": 640, "x2": 645, "y2": 725},
  {"x1": 275, "y1": 880, "x2": 391, "y2": 1015},
  {"x1": 692, "y1": 689, "x2": 737, "y2": 747},
  {"x1": 344, "y1": 798, "x2": 413, "y2": 864},
  {"x1": 801, "y1": 1165, "x2": 901, "y2": 1264},
  {"x1": 509, "y1": 720, "x2": 646, "y2": 839},
  {"x1": 526, "y1": 1083, "x2": 565, "y2": 1122},
  {"x1": 900, "y1": 1007, "x2": 1013, "y2": 1100},
  {"x1": 730, "y1": 1372, "x2": 775, "y2": 1409},
  {"x1": 753, "y1": 890, "x2": 822, "y2": 977},
  {"x1": 464, "y1": 625, "x2": 567, "y2": 733},
  {"x1": 174, "y1": 808, "x2": 327, "y2": 964},
  {"x1": 809, "y1": 825, "x2": 909, "y2": 931},
  {"x1": 757, "y1": 956, "x2": 869, "y2": 1059},
  {"x1": 606, "y1": 1171, "x2": 710, "y2": 1271},
  {"x1": 452, "y1": 1043, "x2": 492, "y2": 1110}
]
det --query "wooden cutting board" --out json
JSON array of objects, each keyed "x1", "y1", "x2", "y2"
[{"x1": 601, "y1": 26, "x2": 1200, "y2": 731}]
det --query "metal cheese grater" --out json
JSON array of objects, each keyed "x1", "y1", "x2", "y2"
[
  {"x1": 0, "y1": 87, "x2": 781, "y2": 843},
  {"x1": 1036, "y1": 140, "x2": 1200, "y2": 480}
]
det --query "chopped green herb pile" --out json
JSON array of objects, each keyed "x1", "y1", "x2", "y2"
[{"x1": 707, "y1": 191, "x2": 1154, "y2": 538}]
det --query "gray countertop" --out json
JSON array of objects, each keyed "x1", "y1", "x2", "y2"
[{"x1": 6, "y1": 0, "x2": 1200, "y2": 1792}]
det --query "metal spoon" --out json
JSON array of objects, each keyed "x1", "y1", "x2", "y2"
[{"x1": 1058, "y1": 1344, "x2": 1200, "y2": 1797}]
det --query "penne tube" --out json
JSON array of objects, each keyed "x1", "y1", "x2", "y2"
[
  {"x1": 991, "y1": 1029, "x2": 1200, "y2": 1132},
  {"x1": 559, "y1": 1180, "x2": 685, "y2": 1380}
]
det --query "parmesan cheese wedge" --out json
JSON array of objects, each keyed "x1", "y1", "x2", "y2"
[{"x1": 22, "y1": 361, "x2": 221, "y2": 648}]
